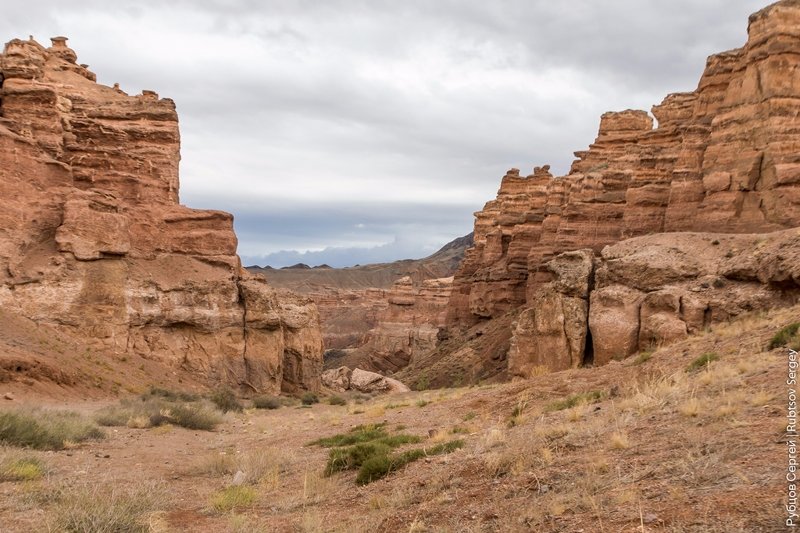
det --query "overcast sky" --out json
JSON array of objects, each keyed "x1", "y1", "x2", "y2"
[{"x1": 1, "y1": 1, "x2": 768, "y2": 267}]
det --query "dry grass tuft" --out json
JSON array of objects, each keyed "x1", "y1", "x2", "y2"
[
  {"x1": 49, "y1": 480, "x2": 168, "y2": 532},
  {"x1": 610, "y1": 432, "x2": 630, "y2": 450}
]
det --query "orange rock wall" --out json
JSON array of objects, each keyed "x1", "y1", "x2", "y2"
[
  {"x1": 0, "y1": 37, "x2": 323, "y2": 393},
  {"x1": 449, "y1": 1, "x2": 800, "y2": 329}
]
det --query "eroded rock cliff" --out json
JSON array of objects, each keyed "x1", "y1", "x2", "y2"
[
  {"x1": 429, "y1": 0, "x2": 800, "y2": 383},
  {"x1": 0, "y1": 37, "x2": 323, "y2": 393}
]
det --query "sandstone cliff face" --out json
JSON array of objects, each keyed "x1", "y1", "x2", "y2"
[
  {"x1": 352, "y1": 276, "x2": 453, "y2": 374},
  {"x1": 0, "y1": 37, "x2": 323, "y2": 393},
  {"x1": 508, "y1": 229, "x2": 800, "y2": 376},
  {"x1": 449, "y1": 1, "x2": 800, "y2": 329},
  {"x1": 429, "y1": 1, "x2": 800, "y2": 382}
]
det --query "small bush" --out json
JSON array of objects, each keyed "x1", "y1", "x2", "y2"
[
  {"x1": 769, "y1": 323, "x2": 800, "y2": 350},
  {"x1": 252, "y1": 396, "x2": 282, "y2": 410},
  {"x1": 546, "y1": 391, "x2": 604, "y2": 412},
  {"x1": 327, "y1": 396, "x2": 347, "y2": 406},
  {"x1": 50, "y1": 481, "x2": 167, "y2": 532},
  {"x1": 355, "y1": 440, "x2": 464, "y2": 485},
  {"x1": 209, "y1": 485, "x2": 257, "y2": 513},
  {"x1": 210, "y1": 387, "x2": 243, "y2": 413},
  {"x1": 167, "y1": 404, "x2": 223, "y2": 430},
  {"x1": 143, "y1": 387, "x2": 199, "y2": 402},
  {"x1": 309, "y1": 424, "x2": 388, "y2": 448},
  {"x1": 95, "y1": 397, "x2": 223, "y2": 431},
  {"x1": 416, "y1": 400, "x2": 430, "y2": 408},
  {"x1": 301, "y1": 392, "x2": 320, "y2": 406},
  {"x1": 686, "y1": 352, "x2": 719, "y2": 372},
  {"x1": 325, "y1": 442, "x2": 392, "y2": 475},
  {"x1": 0, "y1": 455, "x2": 45, "y2": 481},
  {"x1": 0, "y1": 408, "x2": 103, "y2": 450}
]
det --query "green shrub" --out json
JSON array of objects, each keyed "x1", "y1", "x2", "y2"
[
  {"x1": 769, "y1": 323, "x2": 800, "y2": 350},
  {"x1": 301, "y1": 392, "x2": 319, "y2": 406},
  {"x1": 51, "y1": 481, "x2": 167, "y2": 532},
  {"x1": 309, "y1": 423, "x2": 388, "y2": 448},
  {"x1": 327, "y1": 395, "x2": 347, "y2": 406},
  {"x1": 209, "y1": 485, "x2": 257, "y2": 513},
  {"x1": 0, "y1": 455, "x2": 45, "y2": 481},
  {"x1": 686, "y1": 352, "x2": 719, "y2": 372},
  {"x1": 0, "y1": 408, "x2": 103, "y2": 450},
  {"x1": 416, "y1": 400, "x2": 430, "y2": 408},
  {"x1": 635, "y1": 350, "x2": 654, "y2": 365},
  {"x1": 325, "y1": 441, "x2": 392, "y2": 475},
  {"x1": 355, "y1": 439, "x2": 464, "y2": 485},
  {"x1": 252, "y1": 395, "x2": 282, "y2": 409},
  {"x1": 210, "y1": 387, "x2": 243, "y2": 413},
  {"x1": 545, "y1": 390, "x2": 605, "y2": 412}
]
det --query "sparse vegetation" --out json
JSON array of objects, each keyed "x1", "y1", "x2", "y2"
[
  {"x1": 50, "y1": 482, "x2": 168, "y2": 532},
  {"x1": 686, "y1": 352, "x2": 719, "y2": 372},
  {"x1": 310, "y1": 423, "x2": 455, "y2": 485},
  {"x1": 416, "y1": 399, "x2": 430, "y2": 408},
  {"x1": 545, "y1": 390, "x2": 604, "y2": 412},
  {"x1": 355, "y1": 440, "x2": 464, "y2": 485},
  {"x1": 309, "y1": 423, "x2": 389, "y2": 448},
  {"x1": 301, "y1": 392, "x2": 320, "y2": 405},
  {"x1": 0, "y1": 408, "x2": 103, "y2": 450},
  {"x1": 634, "y1": 350, "x2": 654, "y2": 365},
  {"x1": 253, "y1": 395, "x2": 282, "y2": 410},
  {"x1": 327, "y1": 395, "x2": 347, "y2": 406},
  {"x1": 0, "y1": 453, "x2": 45, "y2": 481},
  {"x1": 768, "y1": 322, "x2": 800, "y2": 350},
  {"x1": 209, "y1": 485, "x2": 257, "y2": 513},
  {"x1": 95, "y1": 393, "x2": 223, "y2": 431},
  {"x1": 210, "y1": 386, "x2": 244, "y2": 413}
]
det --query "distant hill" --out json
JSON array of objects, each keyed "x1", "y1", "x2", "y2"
[{"x1": 248, "y1": 233, "x2": 473, "y2": 293}]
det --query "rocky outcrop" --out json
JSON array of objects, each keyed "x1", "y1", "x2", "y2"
[
  {"x1": 0, "y1": 37, "x2": 323, "y2": 393},
  {"x1": 352, "y1": 276, "x2": 453, "y2": 374},
  {"x1": 321, "y1": 366, "x2": 410, "y2": 394},
  {"x1": 508, "y1": 228, "x2": 800, "y2": 376},
  {"x1": 448, "y1": 1, "x2": 800, "y2": 331},
  {"x1": 404, "y1": 1, "x2": 800, "y2": 384}
]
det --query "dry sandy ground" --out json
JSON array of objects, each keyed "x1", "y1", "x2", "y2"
[{"x1": 0, "y1": 305, "x2": 797, "y2": 532}]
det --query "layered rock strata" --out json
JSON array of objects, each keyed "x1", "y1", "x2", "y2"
[
  {"x1": 449, "y1": 1, "x2": 800, "y2": 331},
  {"x1": 508, "y1": 229, "x2": 800, "y2": 376},
  {"x1": 353, "y1": 276, "x2": 453, "y2": 374},
  {"x1": 0, "y1": 37, "x2": 322, "y2": 393}
]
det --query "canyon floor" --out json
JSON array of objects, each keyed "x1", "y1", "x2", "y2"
[{"x1": 0, "y1": 305, "x2": 795, "y2": 532}]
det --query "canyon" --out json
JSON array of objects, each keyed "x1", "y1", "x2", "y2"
[
  {"x1": 395, "y1": 0, "x2": 800, "y2": 386},
  {"x1": 0, "y1": 37, "x2": 323, "y2": 394}
]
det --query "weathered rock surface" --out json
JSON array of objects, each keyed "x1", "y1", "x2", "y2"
[
  {"x1": 321, "y1": 366, "x2": 409, "y2": 394},
  {"x1": 350, "y1": 276, "x2": 453, "y2": 374},
  {"x1": 448, "y1": 1, "x2": 800, "y2": 330},
  {"x1": 0, "y1": 37, "x2": 323, "y2": 393},
  {"x1": 509, "y1": 228, "x2": 800, "y2": 377}
]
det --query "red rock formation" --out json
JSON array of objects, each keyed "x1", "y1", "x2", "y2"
[
  {"x1": 0, "y1": 37, "x2": 323, "y2": 393},
  {"x1": 352, "y1": 276, "x2": 453, "y2": 373},
  {"x1": 449, "y1": 0, "x2": 800, "y2": 329},
  {"x1": 443, "y1": 1, "x2": 800, "y2": 381}
]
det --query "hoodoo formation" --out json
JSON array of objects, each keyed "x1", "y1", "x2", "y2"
[
  {"x1": 0, "y1": 37, "x2": 323, "y2": 393},
  {"x1": 400, "y1": 0, "x2": 800, "y2": 386}
]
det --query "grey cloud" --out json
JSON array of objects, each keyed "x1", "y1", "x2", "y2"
[{"x1": 0, "y1": 1, "x2": 768, "y2": 267}]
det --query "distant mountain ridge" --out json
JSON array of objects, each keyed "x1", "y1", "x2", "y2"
[{"x1": 247, "y1": 232, "x2": 473, "y2": 292}]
